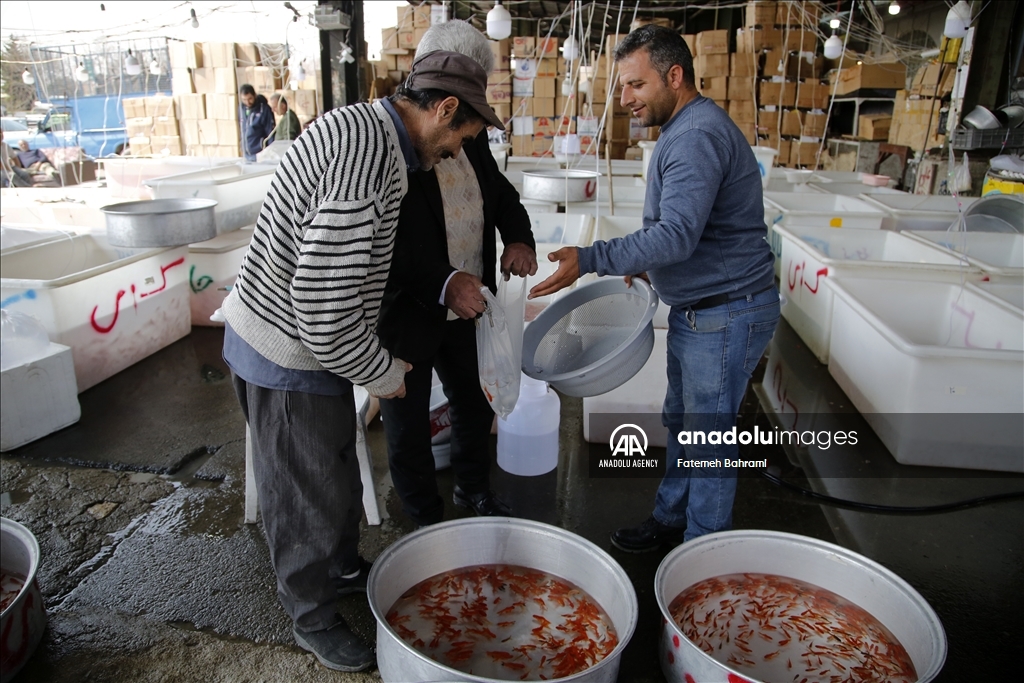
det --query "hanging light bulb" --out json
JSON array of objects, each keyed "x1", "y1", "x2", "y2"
[
  {"x1": 944, "y1": 0, "x2": 971, "y2": 38},
  {"x1": 829, "y1": 17, "x2": 841, "y2": 29},
  {"x1": 190, "y1": 8, "x2": 200, "y2": 29},
  {"x1": 75, "y1": 63, "x2": 89, "y2": 82},
  {"x1": 486, "y1": 1, "x2": 512, "y2": 40},
  {"x1": 149, "y1": 59, "x2": 162, "y2": 76},
  {"x1": 561, "y1": 73, "x2": 573, "y2": 96},
  {"x1": 823, "y1": 33, "x2": 843, "y2": 60},
  {"x1": 561, "y1": 35, "x2": 579, "y2": 62},
  {"x1": 125, "y1": 49, "x2": 142, "y2": 76},
  {"x1": 21, "y1": 68, "x2": 35, "y2": 85},
  {"x1": 888, "y1": 2, "x2": 901, "y2": 15}
]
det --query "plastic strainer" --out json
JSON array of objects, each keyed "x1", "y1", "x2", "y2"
[{"x1": 522, "y1": 278, "x2": 659, "y2": 397}]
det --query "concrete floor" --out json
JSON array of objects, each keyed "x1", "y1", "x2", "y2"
[{"x1": 1, "y1": 322, "x2": 1021, "y2": 682}]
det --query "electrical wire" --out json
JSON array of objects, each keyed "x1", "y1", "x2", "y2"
[{"x1": 761, "y1": 469, "x2": 1024, "y2": 514}]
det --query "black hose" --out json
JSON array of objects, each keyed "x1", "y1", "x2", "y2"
[{"x1": 760, "y1": 468, "x2": 1024, "y2": 514}]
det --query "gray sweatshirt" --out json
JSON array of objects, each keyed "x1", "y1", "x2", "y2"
[{"x1": 578, "y1": 95, "x2": 774, "y2": 307}]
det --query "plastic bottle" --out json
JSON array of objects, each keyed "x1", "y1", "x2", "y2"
[
  {"x1": 497, "y1": 373, "x2": 560, "y2": 476},
  {"x1": 0, "y1": 309, "x2": 51, "y2": 372}
]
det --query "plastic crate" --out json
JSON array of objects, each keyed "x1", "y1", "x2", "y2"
[{"x1": 950, "y1": 127, "x2": 1024, "y2": 151}]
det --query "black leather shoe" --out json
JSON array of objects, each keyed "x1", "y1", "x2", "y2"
[
  {"x1": 335, "y1": 557, "x2": 371, "y2": 596},
  {"x1": 293, "y1": 617, "x2": 374, "y2": 672},
  {"x1": 453, "y1": 485, "x2": 512, "y2": 517},
  {"x1": 610, "y1": 516, "x2": 686, "y2": 553}
]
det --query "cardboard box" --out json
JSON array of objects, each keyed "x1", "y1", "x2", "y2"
[
  {"x1": 192, "y1": 68, "x2": 215, "y2": 94},
  {"x1": 413, "y1": 27, "x2": 428, "y2": 47},
  {"x1": 198, "y1": 119, "x2": 219, "y2": 145},
  {"x1": 512, "y1": 77, "x2": 533, "y2": 98},
  {"x1": 511, "y1": 135, "x2": 532, "y2": 156},
  {"x1": 609, "y1": 115, "x2": 631, "y2": 140},
  {"x1": 151, "y1": 135, "x2": 182, "y2": 155},
  {"x1": 126, "y1": 117, "x2": 154, "y2": 137},
  {"x1": 745, "y1": 1, "x2": 778, "y2": 27},
  {"x1": 555, "y1": 94, "x2": 578, "y2": 116},
  {"x1": 762, "y1": 49, "x2": 786, "y2": 77},
  {"x1": 760, "y1": 79, "x2": 796, "y2": 107},
  {"x1": 413, "y1": 4, "x2": 431, "y2": 28},
  {"x1": 728, "y1": 77, "x2": 757, "y2": 101},
  {"x1": 729, "y1": 100, "x2": 757, "y2": 124},
  {"x1": 735, "y1": 121, "x2": 757, "y2": 145},
  {"x1": 533, "y1": 77, "x2": 557, "y2": 100},
  {"x1": 802, "y1": 111, "x2": 826, "y2": 137},
  {"x1": 291, "y1": 89, "x2": 318, "y2": 119},
  {"x1": 388, "y1": 70, "x2": 407, "y2": 85},
  {"x1": 203, "y1": 42, "x2": 236, "y2": 69},
  {"x1": 382, "y1": 27, "x2": 400, "y2": 52},
  {"x1": 829, "y1": 62, "x2": 907, "y2": 96},
  {"x1": 702, "y1": 77, "x2": 728, "y2": 101},
  {"x1": 910, "y1": 63, "x2": 956, "y2": 98},
  {"x1": 486, "y1": 84, "x2": 511, "y2": 105},
  {"x1": 536, "y1": 58, "x2": 559, "y2": 79},
  {"x1": 154, "y1": 116, "x2": 179, "y2": 136},
  {"x1": 533, "y1": 116, "x2": 557, "y2": 137},
  {"x1": 696, "y1": 30, "x2": 730, "y2": 55},
  {"x1": 216, "y1": 119, "x2": 240, "y2": 146},
  {"x1": 859, "y1": 114, "x2": 891, "y2": 140},
  {"x1": 630, "y1": 120, "x2": 658, "y2": 141},
  {"x1": 128, "y1": 136, "x2": 152, "y2": 156},
  {"x1": 694, "y1": 54, "x2": 730, "y2": 79},
  {"x1": 512, "y1": 37, "x2": 535, "y2": 58},
  {"x1": 171, "y1": 69, "x2": 194, "y2": 96},
  {"x1": 169, "y1": 42, "x2": 203, "y2": 69},
  {"x1": 179, "y1": 119, "x2": 200, "y2": 146},
  {"x1": 398, "y1": 30, "x2": 416, "y2": 50},
  {"x1": 488, "y1": 40, "x2": 512, "y2": 71},
  {"x1": 514, "y1": 59, "x2": 538, "y2": 80},
  {"x1": 145, "y1": 96, "x2": 176, "y2": 118},
  {"x1": 777, "y1": 1, "x2": 819, "y2": 27},
  {"x1": 214, "y1": 67, "x2": 237, "y2": 93},
  {"x1": 491, "y1": 103, "x2": 512, "y2": 124},
  {"x1": 682, "y1": 34, "x2": 696, "y2": 55},
  {"x1": 786, "y1": 52, "x2": 824, "y2": 80},
  {"x1": 731, "y1": 52, "x2": 760, "y2": 78},
  {"x1": 789, "y1": 140, "x2": 819, "y2": 166},
  {"x1": 396, "y1": 53, "x2": 414, "y2": 72},
  {"x1": 207, "y1": 93, "x2": 238, "y2": 120},
  {"x1": 736, "y1": 27, "x2": 781, "y2": 53},
  {"x1": 235, "y1": 43, "x2": 261, "y2": 66},
  {"x1": 781, "y1": 109, "x2": 803, "y2": 136},
  {"x1": 796, "y1": 81, "x2": 829, "y2": 109},
  {"x1": 536, "y1": 97, "x2": 560, "y2": 118},
  {"x1": 759, "y1": 108, "x2": 780, "y2": 131},
  {"x1": 536, "y1": 37, "x2": 559, "y2": 57},
  {"x1": 122, "y1": 97, "x2": 147, "y2": 119},
  {"x1": 784, "y1": 31, "x2": 817, "y2": 53},
  {"x1": 177, "y1": 94, "x2": 206, "y2": 120}
]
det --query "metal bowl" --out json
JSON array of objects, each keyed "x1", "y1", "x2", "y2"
[
  {"x1": 521, "y1": 170, "x2": 601, "y2": 203},
  {"x1": 998, "y1": 104, "x2": 1024, "y2": 128},
  {"x1": 367, "y1": 517, "x2": 638, "y2": 682},
  {"x1": 655, "y1": 530, "x2": 947, "y2": 683},
  {"x1": 964, "y1": 194, "x2": 1024, "y2": 233},
  {"x1": 101, "y1": 198, "x2": 218, "y2": 248},
  {"x1": 1, "y1": 518, "x2": 47, "y2": 683},
  {"x1": 963, "y1": 105, "x2": 1004, "y2": 130}
]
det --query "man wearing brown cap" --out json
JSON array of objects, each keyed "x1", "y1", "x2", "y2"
[{"x1": 220, "y1": 23, "x2": 504, "y2": 672}]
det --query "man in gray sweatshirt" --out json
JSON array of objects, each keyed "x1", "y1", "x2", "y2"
[{"x1": 530, "y1": 25, "x2": 779, "y2": 552}]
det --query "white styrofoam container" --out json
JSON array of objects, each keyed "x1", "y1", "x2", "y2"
[
  {"x1": 826, "y1": 277, "x2": 1023, "y2": 472},
  {"x1": 972, "y1": 280, "x2": 1023, "y2": 311},
  {"x1": 188, "y1": 228, "x2": 253, "y2": 326},
  {"x1": 808, "y1": 182, "x2": 906, "y2": 197},
  {"x1": 1, "y1": 342, "x2": 81, "y2": 451},
  {"x1": 764, "y1": 192, "x2": 888, "y2": 229},
  {"x1": 565, "y1": 201, "x2": 646, "y2": 217},
  {"x1": 100, "y1": 157, "x2": 235, "y2": 199},
  {"x1": 764, "y1": 177, "x2": 829, "y2": 193},
  {"x1": 145, "y1": 163, "x2": 277, "y2": 234},
  {"x1": 860, "y1": 195, "x2": 980, "y2": 231},
  {"x1": 1, "y1": 225, "x2": 76, "y2": 253},
  {"x1": 903, "y1": 231, "x2": 1024, "y2": 278},
  {"x1": 775, "y1": 224, "x2": 984, "y2": 363},
  {"x1": 0, "y1": 235, "x2": 190, "y2": 392},
  {"x1": 526, "y1": 213, "x2": 593, "y2": 246},
  {"x1": 584, "y1": 328, "x2": 668, "y2": 448},
  {"x1": 812, "y1": 170, "x2": 874, "y2": 184}
]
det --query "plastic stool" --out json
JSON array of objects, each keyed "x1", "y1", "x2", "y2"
[{"x1": 244, "y1": 385, "x2": 383, "y2": 525}]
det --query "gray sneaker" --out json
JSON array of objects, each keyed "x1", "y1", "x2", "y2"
[
  {"x1": 293, "y1": 618, "x2": 374, "y2": 672},
  {"x1": 335, "y1": 557, "x2": 372, "y2": 596}
]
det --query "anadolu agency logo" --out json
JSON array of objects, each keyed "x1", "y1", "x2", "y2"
[{"x1": 598, "y1": 424, "x2": 660, "y2": 470}]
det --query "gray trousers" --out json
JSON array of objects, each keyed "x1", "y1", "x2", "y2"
[{"x1": 232, "y1": 373, "x2": 362, "y2": 631}]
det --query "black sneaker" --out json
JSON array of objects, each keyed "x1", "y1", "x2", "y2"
[
  {"x1": 610, "y1": 516, "x2": 686, "y2": 553},
  {"x1": 452, "y1": 485, "x2": 512, "y2": 517},
  {"x1": 335, "y1": 557, "x2": 372, "y2": 596},
  {"x1": 293, "y1": 617, "x2": 375, "y2": 672}
]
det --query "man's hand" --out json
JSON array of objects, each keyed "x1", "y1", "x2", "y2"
[
  {"x1": 528, "y1": 247, "x2": 580, "y2": 300},
  {"x1": 500, "y1": 243, "x2": 538, "y2": 280},
  {"x1": 378, "y1": 362, "x2": 414, "y2": 399},
  {"x1": 445, "y1": 272, "x2": 488, "y2": 320},
  {"x1": 624, "y1": 272, "x2": 650, "y2": 288}
]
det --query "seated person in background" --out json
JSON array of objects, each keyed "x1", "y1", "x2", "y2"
[
  {"x1": 269, "y1": 94, "x2": 301, "y2": 141},
  {"x1": 16, "y1": 140, "x2": 59, "y2": 179},
  {"x1": 1, "y1": 131, "x2": 34, "y2": 187}
]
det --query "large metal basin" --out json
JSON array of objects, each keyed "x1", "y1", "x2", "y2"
[
  {"x1": 1, "y1": 518, "x2": 46, "y2": 683},
  {"x1": 522, "y1": 170, "x2": 601, "y2": 203},
  {"x1": 367, "y1": 517, "x2": 637, "y2": 682},
  {"x1": 655, "y1": 530, "x2": 946, "y2": 683},
  {"x1": 100, "y1": 198, "x2": 218, "y2": 248}
]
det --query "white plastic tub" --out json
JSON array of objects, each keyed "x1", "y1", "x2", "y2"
[
  {"x1": 526, "y1": 213, "x2": 593, "y2": 246},
  {"x1": 751, "y1": 146, "x2": 779, "y2": 189},
  {"x1": 1, "y1": 225, "x2": 76, "y2": 253},
  {"x1": 0, "y1": 235, "x2": 190, "y2": 391},
  {"x1": 145, "y1": 163, "x2": 277, "y2": 234},
  {"x1": 972, "y1": 280, "x2": 1023, "y2": 311},
  {"x1": 826, "y1": 277, "x2": 1023, "y2": 472},
  {"x1": 100, "y1": 157, "x2": 235, "y2": 199},
  {"x1": 808, "y1": 182, "x2": 906, "y2": 197},
  {"x1": 860, "y1": 195, "x2": 980, "y2": 231},
  {"x1": 764, "y1": 192, "x2": 888, "y2": 229},
  {"x1": 188, "y1": 228, "x2": 253, "y2": 326},
  {"x1": 904, "y1": 231, "x2": 1023, "y2": 278},
  {"x1": 775, "y1": 224, "x2": 984, "y2": 363}
]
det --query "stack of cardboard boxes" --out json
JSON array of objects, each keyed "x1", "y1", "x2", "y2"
[
  {"x1": 122, "y1": 95, "x2": 181, "y2": 156},
  {"x1": 369, "y1": 5, "x2": 435, "y2": 100},
  {"x1": 509, "y1": 37, "x2": 575, "y2": 158},
  {"x1": 886, "y1": 61, "x2": 943, "y2": 151}
]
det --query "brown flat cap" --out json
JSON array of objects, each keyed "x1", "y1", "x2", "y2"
[{"x1": 407, "y1": 50, "x2": 505, "y2": 130}]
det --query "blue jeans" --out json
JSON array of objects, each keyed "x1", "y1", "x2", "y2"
[{"x1": 654, "y1": 287, "x2": 780, "y2": 541}]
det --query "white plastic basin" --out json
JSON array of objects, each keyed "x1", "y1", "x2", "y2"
[
  {"x1": 0, "y1": 234, "x2": 190, "y2": 391},
  {"x1": 826, "y1": 277, "x2": 1023, "y2": 472},
  {"x1": 145, "y1": 163, "x2": 277, "y2": 234},
  {"x1": 764, "y1": 192, "x2": 888, "y2": 229},
  {"x1": 100, "y1": 156, "x2": 235, "y2": 199},
  {"x1": 188, "y1": 228, "x2": 253, "y2": 326},
  {"x1": 861, "y1": 194, "x2": 980, "y2": 231},
  {"x1": 808, "y1": 182, "x2": 906, "y2": 196},
  {"x1": 904, "y1": 231, "x2": 1023, "y2": 277},
  {"x1": 972, "y1": 280, "x2": 1023, "y2": 311},
  {"x1": 776, "y1": 224, "x2": 984, "y2": 363}
]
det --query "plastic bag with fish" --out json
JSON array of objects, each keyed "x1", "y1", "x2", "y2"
[{"x1": 476, "y1": 277, "x2": 525, "y2": 419}]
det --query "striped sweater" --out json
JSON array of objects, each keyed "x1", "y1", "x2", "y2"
[{"x1": 222, "y1": 100, "x2": 409, "y2": 396}]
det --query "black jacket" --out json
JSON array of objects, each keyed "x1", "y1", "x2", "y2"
[{"x1": 377, "y1": 130, "x2": 535, "y2": 363}]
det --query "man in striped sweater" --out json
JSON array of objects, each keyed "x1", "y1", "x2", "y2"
[{"x1": 220, "y1": 46, "x2": 504, "y2": 672}]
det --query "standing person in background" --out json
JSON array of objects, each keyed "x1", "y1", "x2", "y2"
[
  {"x1": 238, "y1": 84, "x2": 275, "y2": 161},
  {"x1": 376, "y1": 20, "x2": 538, "y2": 530},
  {"x1": 220, "y1": 37, "x2": 504, "y2": 672},
  {"x1": 529, "y1": 25, "x2": 779, "y2": 552},
  {"x1": 269, "y1": 93, "x2": 301, "y2": 141}
]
